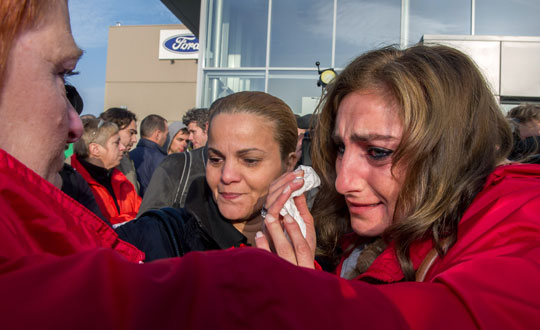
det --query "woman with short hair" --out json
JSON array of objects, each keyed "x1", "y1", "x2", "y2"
[{"x1": 72, "y1": 118, "x2": 141, "y2": 224}]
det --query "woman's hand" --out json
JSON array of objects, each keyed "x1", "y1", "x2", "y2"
[{"x1": 255, "y1": 169, "x2": 317, "y2": 269}]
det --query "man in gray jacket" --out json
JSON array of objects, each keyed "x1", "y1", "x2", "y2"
[{"x1": 137, "y1": 146, "x2": 207, "y2": 214}]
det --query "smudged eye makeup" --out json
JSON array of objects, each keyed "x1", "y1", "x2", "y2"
[{"x1": 367, "y1": 147, "x2": 393, "y2": 161}]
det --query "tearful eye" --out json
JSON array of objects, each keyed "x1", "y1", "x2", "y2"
[
  {"x1": 367, "y1": 147, "x2": 393, "y2": 161},
  {"x1": 336, "y1": 143, "x2": 345, "y2": 156}
]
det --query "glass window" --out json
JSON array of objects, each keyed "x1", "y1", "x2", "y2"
[
  {"x1": 267, "y1": 71, "x2": 322, "y2": 115},
  {"x1": 408, "y1": 0, "x2": 470, "y2": 45},
  {"x1": 335, "y1": 0, "x2": 401, "y2": 68},
  {"x1": 203, "y1": 71, "x2": 265, "y2": 107},
  {"x1": 269, "y1": 0, "x2": 332, "y2": 67},
  {"x1": 476, "y1": 0, "x2": 540, "y2": 36},
  {"x1": 205, "y1": 0, "x2": 268, "y2": 68}
]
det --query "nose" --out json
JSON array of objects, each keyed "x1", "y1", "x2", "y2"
[
  {"x1": 335, "y1": 149, "x2": 368, "y2": 195},
  {"x1": 119, "y1": 142, "x2": 126, "y2": 152},
  {"x1": 220, "y1": 160, "x2": 241, "y2": 184},
  {"x1": 66, "y1": 106, "x2": 83, "y2": 143}
]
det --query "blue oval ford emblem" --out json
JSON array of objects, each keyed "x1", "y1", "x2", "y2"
[{"x1": 163, "y1": 34, "x2": 199, "y2": 53}]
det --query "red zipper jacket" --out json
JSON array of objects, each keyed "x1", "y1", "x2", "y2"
[
  {"x1": 71, "y1": 154, "x2": 141, "y2": 224},
  {"x1": 0, "y1": 149, "x2": 144, "y2": 262},
  {"x1": 336, "y1": 163, "x2": 540, "y2": 329}
]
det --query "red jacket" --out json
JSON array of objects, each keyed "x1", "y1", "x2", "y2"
[
  {"x1": 71, "y1": 154, "x2": 141, "y2": 224},
  {"x1": 0, "y1": 148, "x2": 539, "y2": 330},
  {"x1": 0, "y1": 149, "x2": 144, "y2": 262},
  {"x1": 336, "y1": 163, "x2": 540, "y2": 329}
]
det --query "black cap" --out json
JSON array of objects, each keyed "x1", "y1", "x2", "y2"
[{"x1": 65, "y1": 84, "x2": 84, "y2": 115}]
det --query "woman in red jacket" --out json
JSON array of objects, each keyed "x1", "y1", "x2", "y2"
[
  {"x1": 257, "y1": 44, "x2": 540, "y2": 328},
  {"x1": 72, "y1": 118, "x2": 141, "y2": 224}
]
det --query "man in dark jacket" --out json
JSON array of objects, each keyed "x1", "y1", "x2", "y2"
[{"x1": 129, "y1": 114, "x2": 168, "y2": 196}]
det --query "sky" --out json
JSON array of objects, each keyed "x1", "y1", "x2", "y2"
[{"x1": 68, "y1": 0, "x2": 181, "y2": 116}]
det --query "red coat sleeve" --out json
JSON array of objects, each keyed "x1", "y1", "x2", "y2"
[{"x1": 0, "y1": 248, "x2": 408, "y2": 330}]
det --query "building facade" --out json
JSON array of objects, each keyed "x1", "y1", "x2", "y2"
[
  {"x1": 182, "y1": 0, "x2": 540, "y2": 113},
  {"x1": 105, "y1": 24, "x2": 198, "y2": 122}
]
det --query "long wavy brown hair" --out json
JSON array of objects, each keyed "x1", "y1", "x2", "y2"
[{"x1": 311, "y1": 44, "x2": 513, "y2": 280}]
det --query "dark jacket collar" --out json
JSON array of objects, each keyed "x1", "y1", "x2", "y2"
[
  {"x1": 76, "y1": 157, "x2": 119, "y2": 213},
  {"x1": 78, "y1": 157, "x2": 113, "y2": 185},
  {"x1": 184, "y1": 176, "x2": 247, "y2": 249}
]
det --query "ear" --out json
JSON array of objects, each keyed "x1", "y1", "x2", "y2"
[
  {"x1": 88, "y1": 142, "x2": 102, "y2": 158},
  {"x1": 284, "y1": 152, "x2": 297, "y2": 172},
  {"x1": 204, "y1": 122, "x2": 209, "y2": 134},
  {"x1": 153, "y1": 129, "x2": 162, "y2": 140}
]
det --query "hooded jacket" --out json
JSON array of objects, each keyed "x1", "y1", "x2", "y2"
[{"x1": 165, "y1": 121, "x2": 187, "y2": 153}]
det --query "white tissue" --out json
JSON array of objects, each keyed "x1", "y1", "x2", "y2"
[{"x1": 280, "y1": 165, "x2": 321, "y2": 238}]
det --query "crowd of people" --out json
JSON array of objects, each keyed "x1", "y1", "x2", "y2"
[{"x1": 1, "y1": 1, "x2": 540, "y2": 329}]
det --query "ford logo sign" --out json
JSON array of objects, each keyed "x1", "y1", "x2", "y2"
[{"x1": 163, "y1": 34, "x2": 199, "y2": 53}]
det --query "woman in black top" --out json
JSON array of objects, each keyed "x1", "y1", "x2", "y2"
[{"x1": 116, "y1": 91, "x2": 299, "y2": 261}]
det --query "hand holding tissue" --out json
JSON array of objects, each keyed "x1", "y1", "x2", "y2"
[{"x1": 280, "y1": 165, "x2": 320, "y2": 238}]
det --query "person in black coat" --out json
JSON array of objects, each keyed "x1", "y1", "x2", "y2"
[
  {"x1": 116, "y1": 92, "x2": 299, "y2": 261},
  {"x1": 59, "y1": 163, "x2": 108, "y2": 224}
]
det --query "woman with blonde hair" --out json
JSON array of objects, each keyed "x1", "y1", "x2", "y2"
[
  {"x1": 72, "y1": 118, "x2": 141, "y2": 224},
  {"x1": 257, "y1": 44, "x2": 540, "y2": 328}
]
